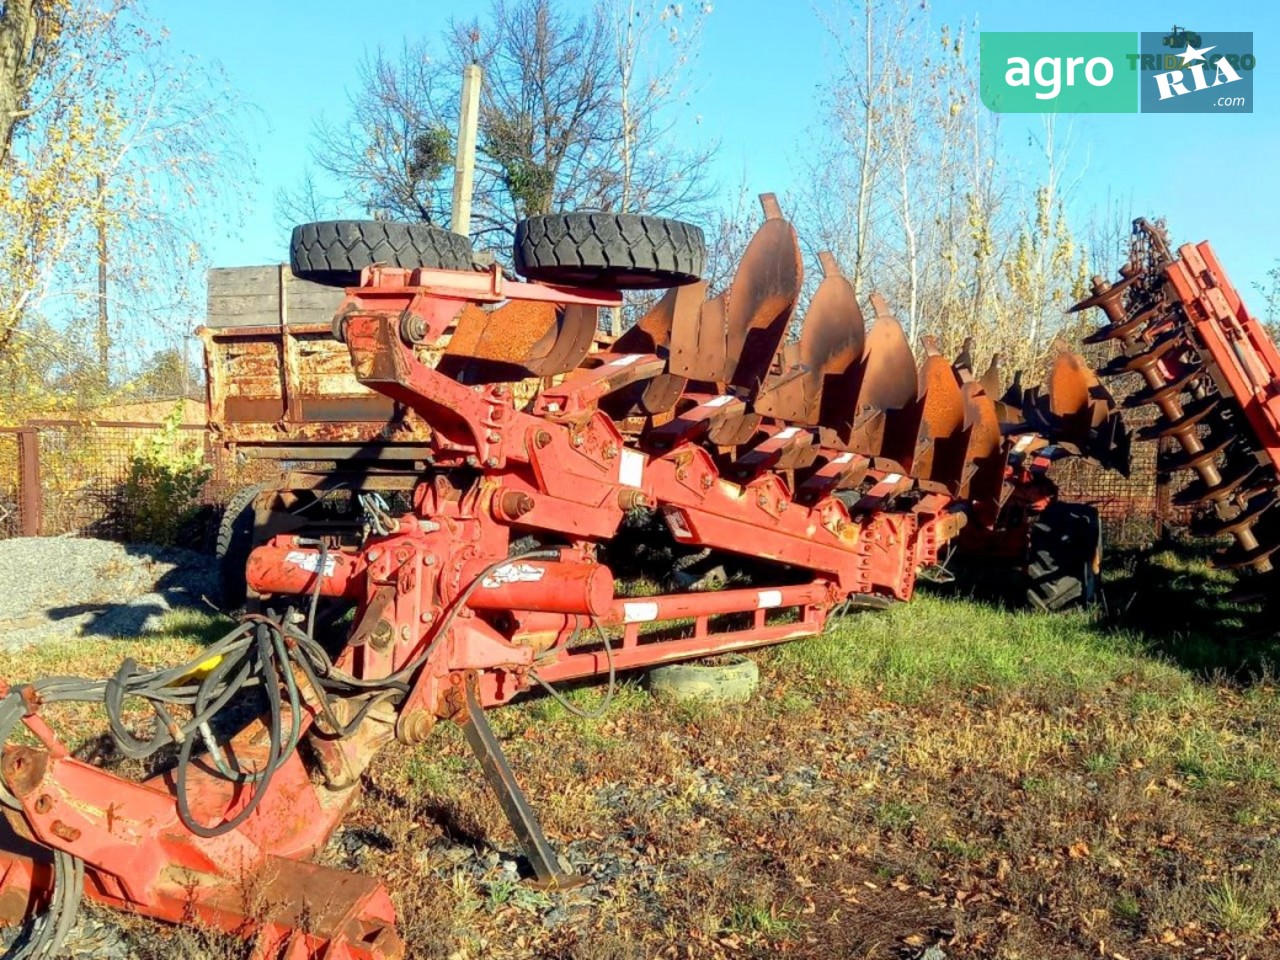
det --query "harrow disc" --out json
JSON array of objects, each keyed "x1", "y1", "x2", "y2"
[
  {"x1": 668, "y1": 195, "x2": 802, "y2": 393},
  {"x1": 857, "y1": 297, "x2": 918, "y2": 414},
  {"x1": 1075, "y1": 219, "x2": 1280, "y2": 577}
]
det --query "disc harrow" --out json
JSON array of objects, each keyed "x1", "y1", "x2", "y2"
[
  {"x1": 0, "y1": 196, "x2": 1129, "y2": 959},
  {"x1": 1074, "y1": 218, "x2": 1280, "y2": 573}
]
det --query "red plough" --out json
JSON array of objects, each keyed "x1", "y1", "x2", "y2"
[{"x1": 0, "y1": 198, "x2": 1127, "y2": 957}]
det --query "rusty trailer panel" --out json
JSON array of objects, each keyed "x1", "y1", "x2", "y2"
[
  {"x1": 201, "y1": 265, "x2": 602, "y2": 458},
  {"x1": 200, "y1": 320, "x2": 437, "y2": 450}
]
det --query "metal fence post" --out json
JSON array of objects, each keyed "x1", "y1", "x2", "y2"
[
  {"x1": 1154, "y1": 438, "x2": 1167, "y2": 542},
  {"x1": 17, "y1": 428, "x2": 42, "y2": 537}
]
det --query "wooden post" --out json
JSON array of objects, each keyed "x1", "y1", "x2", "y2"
[
  {"x1": 96, "y1": 173, "x2": 109, "y2": 384},
  {"x1": 451, "y1": 64, "x2": 483, "y2": 237},
  {"x1": 17, "y1": 427, "x2": 42, "y2": 537}
]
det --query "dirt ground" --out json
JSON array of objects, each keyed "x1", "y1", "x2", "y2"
[{"x1": 1, "y1": 542, "x2": 1278, "y2": 959}]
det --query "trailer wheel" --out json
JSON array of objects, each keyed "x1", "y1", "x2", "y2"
[
  {"x1": 290, "y1": 220, "x2": 474, "y2": 287},
  {"x1": 216, "y1": 484, "x2": 268, "y2": 609},
  {"x1": 1025, "y1": 502, "x2": 1102, "y2": 611},
  {"x1": 513, "y1": 213, "x2": 705, "y2": 290}
]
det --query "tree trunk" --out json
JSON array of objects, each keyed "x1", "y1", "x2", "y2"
[
  {"x1": 0, "y1": 1, "x2": 39, "y2": 169},
  {"x1": 898, "y1": 148, "x2": 918, "y2": 344},
  {"x1": 851, "y1": 1, "x2": 875, "y2": 297},
  {"x1": 97, "y1": 174, "x2": 109, "y2": 385}
]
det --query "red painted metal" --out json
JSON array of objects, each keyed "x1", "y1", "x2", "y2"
[
  {"x1": 246, "y1": 542, "x2": 367, "y2": 599},
  {"x1": 1167, "y1": 242, "x2": 1280, "y2": 472},
  {"x1": 1077, "y1": 220, "x2": 1280, "y2": 572},
  {"x1": 461, "y1": 557, "x2": 614, "y2": 617},
  {"x1": 0, "y1": 234, "x2": 1117, "y2": 956}
]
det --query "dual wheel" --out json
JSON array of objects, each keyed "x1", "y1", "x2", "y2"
[{"x1": 289, "y1": 213, "x2": 706, "y2": 290}]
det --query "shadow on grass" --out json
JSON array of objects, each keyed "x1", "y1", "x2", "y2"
[
  {"x1": 942, "y1": 535, "x2": 1280, "y2": 682},
  {"x1": 1095, "y1": 539, "x2": 1280, "y2": 680}
]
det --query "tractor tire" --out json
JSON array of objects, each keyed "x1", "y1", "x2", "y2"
[
  {"x1": 289, "y1": 220, "x2": 473, "y2": 287},
  {"x1": 216, "y1": 484, "x2": 268, "y2": 609},
  {"x1": 647, "y1": 656, "x2": 759, "y2": 705},
  {"x1": 1024, "y1": 502, "x2": 1103, "y2": 611},
  {"x1": 513, "y1": 213, "x2": 705, "y2": 290}
]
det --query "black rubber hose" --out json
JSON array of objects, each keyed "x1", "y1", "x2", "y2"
[{"x1": 175, "y1": 624, "x2": 287, "y2": 838}]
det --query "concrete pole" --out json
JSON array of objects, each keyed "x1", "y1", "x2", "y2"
[{"x1": 451, "y1": 64, "x2": 482, "y2": 237}]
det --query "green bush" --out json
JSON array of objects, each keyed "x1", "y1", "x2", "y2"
[{"x1": 121, "y1": 409, "x2": 211, "y2": 545}]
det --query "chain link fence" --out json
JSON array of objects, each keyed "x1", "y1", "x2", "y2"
[
  {"x1": 1, "y1": 403, "x2": 1187, "y2": 548},
  {"x1": 1048, "y1": 346, "x2": 1192, "y2": 546},
  {"x1": 0, "y1": 420, "x2": 269, "y2": 545}
]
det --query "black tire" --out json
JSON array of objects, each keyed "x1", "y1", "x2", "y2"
[
  {"x1": 290, "y1": 220, "x2": 473, "y2": 287},
  {"x1": 513, "y1": 213, "x2": 705, "y2": 290},
  {"x1": 216, "y1": 484, "x2": 267, "y2": 608},
  {"x1": 1025, "y1": 502, "x2": 1102, "y2": 611}
]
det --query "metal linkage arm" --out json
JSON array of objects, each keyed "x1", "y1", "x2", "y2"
[{"x1": 461, "y1": 674, "x2": 580, "y2": 889}]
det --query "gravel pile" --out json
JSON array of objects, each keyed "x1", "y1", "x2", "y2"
[
  {"x1": 0, "y1": 911, "x2": 133, "y2": 960},
  {"x1": 0, "y1": 537, "x2": 219, "y2": 650}
]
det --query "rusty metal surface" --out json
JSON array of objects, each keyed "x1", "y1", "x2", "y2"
[
  {"x1": 202, "y1": 315, "x2": 565, "y2": 456},
  {"x1": 961, "y1": 382, "x2": 1007, "y2": 502},
  {"x1": 755, "y1": 251, "x2": 863, "y2": 425},
  {"x1": 613, "y1": 284, "x2": 701, "y2": 355},
  {"x1": 667, "y1": 196, "x2": 802, "y2": 395},
  {"x1": 667, "y1": 284, "x2": 725, "y2": 384},
  {"x1": 913, "y1": 351, "x2": 968, "y2": 491},
  {"x1": 440, "y1": 301, "x2": 597, "y2": 380},
  {"x1": 722, "y1": 199, "x2": 804, "y2": 397},
  {"x1": 857, "y1": 296, "x2": 917, "y2": 413},
  {"x1": 443, "y1": 301, "x2": 557, "y2": 371}
]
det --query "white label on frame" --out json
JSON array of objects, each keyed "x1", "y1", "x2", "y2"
[
  {"x1": 623, "y1": 601, "x2": 659, "y2": 623},
  {"x1": 757, "y1": 590, "x2": 783, "y2": 609},
  {"x1": 619, "y1": 448, "x2": 645, "y2": 488}
]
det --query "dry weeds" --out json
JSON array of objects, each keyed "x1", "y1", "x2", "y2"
[{"x1": 1, "y1": 544, "x2": 1278, "y2": 958}]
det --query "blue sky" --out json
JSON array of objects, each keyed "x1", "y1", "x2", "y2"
[{"x1": 161, "y1": 0, "x2": 1276, "y2": 296}]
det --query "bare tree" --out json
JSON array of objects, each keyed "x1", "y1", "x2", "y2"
[
  {"x1": 798, "y1": 0, "x2": 896, "y2": 298},
  {"x1": 603, "y1": 0, "x2": 716, "y2": 216},
  {"x1": 0, "y1": 2, "x2": 251, "y2": 414},
  {"x1": 802, "y1": 0, "x2": 1092, "y2": 379},
  {"x1": 287, "y1": 0, "x2": 716, "y2": 248},
  {"x1": 449, "y1": 0, "x2": 619, "y2": 238},
  {"x1": 275, "y1": 168, "x2": 336, "y2": 235},
  {"x1": 307, "y1": 42, "x2": 456, "y2": 225}
]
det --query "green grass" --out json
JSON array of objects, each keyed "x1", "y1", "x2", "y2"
[
  {"x1": 1209, "y1": 876, "x2": 1272, "y2": 938},
  {"x1": 10, "y1": 543, "x2": 1280, "y2": 960},
  {"x1": 766, "y1": 591, "x2": 1180, "y2": 704},
  {"x1": 724, "y1": 900, "x2": 798, "y2": 938}
]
